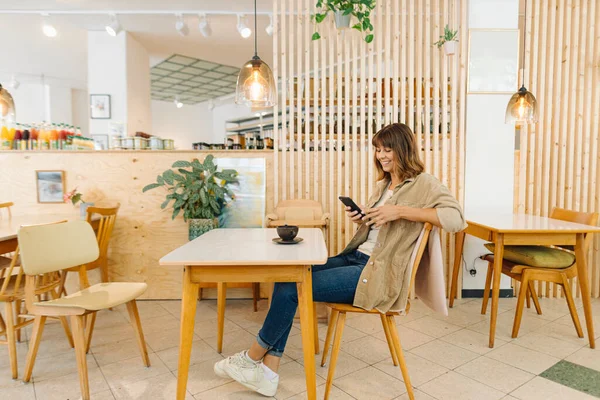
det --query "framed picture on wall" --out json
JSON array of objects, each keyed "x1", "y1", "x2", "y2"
[
  {"x1": 91, "y1": 134, "x2": 109, "y2": 150},
  {"x1": 467, "y1": 29, "x2": 519, "y2": 94},
  {"x1": 35, "y1": 170, "x2": 65, "y2": 203},
  {"x1": 90, "y1": 94, "x2": 111, "y2": 119}
]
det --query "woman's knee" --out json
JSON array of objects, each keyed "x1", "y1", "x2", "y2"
[{"x1": 273, "y1": 282, "x2": 298, "y2": 302}]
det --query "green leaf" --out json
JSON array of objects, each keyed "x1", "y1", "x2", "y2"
[
  {"x1": 312, "y1": 32, "x2": 321, "y2": 40},
  {"x1": 172, "y1": 207, "x2": 181, "y2": 220},
  {"x1": 172, "y1": 160, "x2": 191, "y2": 168},
  {"x1": 315, "y1": 13, "x2": 327, "y2": 23},
  {"x1": 365, "y1": 34, "x2": 374, "y2": 43},
  {"x1": 160, "y1": 198, "x2": 171, "y2": 209},
  {"x1": 162, "y1": 170, "x2": 176, "y2": 185},
  {"x1": 157, "y1": 175, "x2": 164, "y2": 185},
  {"x1": 352, "y1": 23, "x2": 362, "y2": 31},
  {"x1": 142, "y1": 183, "x2": 162, "y2": 192},
  {"x1": 343, "y1": 8, "x2": 352, "y2": 15},
  {"x1": 173, "y1": 173, "x2": 185, "y2": 182},
  {"x1": 200, "y1": 189, "x2": 207, "y2": 205}
]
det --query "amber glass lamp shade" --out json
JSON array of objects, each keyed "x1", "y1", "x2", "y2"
[
  {"x1": 235, "y1": 57, "x2": 277, "y2": 108},
  {"x1": 505, "y1": 86, "x2": 538, "y2": 124},
  {"x1": 0, "y1": 84, "x2": 16, "y2": 123}
]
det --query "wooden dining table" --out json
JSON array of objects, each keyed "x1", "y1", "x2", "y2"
[
  {"x1": 449, "y1": 212, "x2": 600, "y2": 348},
  {"x1": 160, "y1": 227, "x2": 328, "y2": 400}
]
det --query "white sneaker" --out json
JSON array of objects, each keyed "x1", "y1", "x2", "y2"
[{"x1": 213, "y1": 351, "x2": 279, "y2": 397}]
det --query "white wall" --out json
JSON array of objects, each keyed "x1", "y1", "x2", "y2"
[
  {"x1": 72, "y1": 89, "x2": 89, "y2": 134},
  {"x1": 151, "y1": 100, "x2": 214, "y2": 149},
  {"x1": 126, "y1": 34, "x2": 152, "y2": 135},
  {"x1": 88, "y1": 31, "x2": 127, "y2": 136},
  {"x1": 48, "y1": 86, "x2": 73, "y2": 125}
]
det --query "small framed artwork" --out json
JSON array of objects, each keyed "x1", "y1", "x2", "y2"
[
  {"x1": 90, "y1": 94, "x2": 111, "y2": 119},
  {"x1": 91, "y1": 134, "x2": 109, "y2": 150},
  {"x1": 36, "y1": 170, "x2": 65, "y2": 203}
]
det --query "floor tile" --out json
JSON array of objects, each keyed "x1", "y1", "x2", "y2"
[
  {"x1": 100, "y1": 353, "x2": 170, "y2": 390},
  {"x1": 512, "y1": 332, "x2": 583, "y2": 359},
  {"x1": 440, "y1": 328, "x2": 507, "y2": 355},
  {"x1": 156, "y1": 340, "x2": 222, "y2": 371},
  {"x1": 144, "y1": 327, "x2": 198, "y2": 353},
  {"x1": 345, "y1": 314, "x2": 385, "y2": 335},
  {"x1": 341, "y1": 335, "x2": 397, "y2": 365},
  {"x1": 205, "y1": 329, "x2": 257, "y2": 355},
  {"x1": 318, "y1": 322, "x2": 368, "y2": 345},
  {"x1": 28, "y1": 351, "x2": 97, "y2": 382},
  {"x1": 532, "y1": 321, "x2": 589, "y2": 346},
  {"x1": 468, "y1": 312, "x2": 550, "y2": 342},
  {"x1": 92, "y1": 338, "x2": 154, "y2": 366},
  {"x1": 510, "y1": 376, "x2": 597, "y2": 400},
  {"x1": 565, "y1": 347, "x2": 600, "y2": 372},
  {"x1": 455, "y1": 356, "x2": 535, "y2": 393},
  {"x1": 486, "y1": 343, "x2": 560, "y2": 375},
  {"x1": 394, "y1": 389, "x2": 437, "y2": 400},
  {"x1": 410, "y1": 340, "x2": 479, "y2": 370},
  {"x1": 112, "y1": 371, "x2": 194, "y2": 399},
  {"x1": 373, "y1": 352, "x2": 448, "y2": 387},
  {"x1": 194, "y1": 381, "x2": 275, "y2": 399},
  {"x1": 0, "y1": 383, "x2": 36, "y2": 400},
  {"x1": 34, "y1": 367, "x2": 110, "y2": 400},
  {"x1": 419, "y1": 371, "x2": 505, "y2": 400},
  {"x1": 430, "y1": 307, "x2": 489, "y2": 328},
  {"x1": 540, "y1": 360, "x2": 600, "y2": 398},
  {"x1": 404, "y1": 316, "x2": 463, "y2": 338},
  {"x1": 286, "y1": 383, "x2": 354, "y2": 399},
  {"x1": 334, "y1": 366, "x2": 407, "y2": 400},
  {"x1": 273, "y1": 361, "x2": 325, "y2": 399},
  {"x1": 180, "y1": 357, "x2": 234, "y2": 395},
  {"x1": 298, "y1": 347, "x2": 368, "y2": 380},
  {"x1": 194, "y1": 317, "x2": 243, "y2": 340},
  {"x1": 373, "y1": 324, "x2": 436, "y2": 351}
]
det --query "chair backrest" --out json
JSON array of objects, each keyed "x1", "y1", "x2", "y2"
[
  {"x1": 18, "y1": 220, "x2": 99, "y2": 275},
  {"x1": 0, "y1": 202, "x2": 13, "y2": 219},
  {"x1": 550, "y1": 207, "x2": 599, "y2": 251},
  {"x1": 86, "y1": 203, "x2": 119, "y2": 261},
  {"x1": 273, "y1": 199, "x2": 324, "y2": 220},
  {"x1": 408, "y1": 223, "x2": 433, "y2": 294}
]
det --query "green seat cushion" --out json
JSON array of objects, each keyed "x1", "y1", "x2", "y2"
[{"x1": 483, "y1": 243, "x2": 576, "y2": 268}]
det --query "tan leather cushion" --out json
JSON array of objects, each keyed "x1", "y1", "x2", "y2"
[
  {"x1": 284, "y1": 208, "x2": 315, "y2": 220},
  {"x1": 35, "y1": 282, "x2": 147, "y2": 311},
  {"x1": 484, "y1": 243, "x2": 576, "y2": 268}
]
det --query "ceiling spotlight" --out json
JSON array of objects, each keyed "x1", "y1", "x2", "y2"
[
  {"x1": 265, "y1": 14, "x2": 274, "y2": 36},
  {"x1": 198, "y1": 13, "x2": 212, "y2": 37},
  {"x1": 41, "y1": 13, "x2": 57, "y2": 38},
  {"x1": 175, "y1": 14, "x2": 189, "y2": 37},
  {"x1": 237, "y1": 14, "x2": 252, "y2": 39},
  {"x1": 8, "y1": 75, "x2": 20, "y2": 90},
  {"x1": 174, "y1": 96, "x2": 183, "y2": 108},
  {"x1": 105, "y1": 14, "x2": 122, "y2": 37}
]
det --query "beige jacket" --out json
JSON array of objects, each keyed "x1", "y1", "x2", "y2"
[{"x1": 341, "y1": 173, "x2": 466, "y2": 313}]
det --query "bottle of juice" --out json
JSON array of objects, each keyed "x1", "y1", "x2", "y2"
[
  {"x1": 30, "y1": 126, "x2": 39, "y2": 150},
  {"x1": 58, "y1": 129, "x2": 67, "y2": 149},
  {"x1": 13, "y1": 129, "x2": 22, "y2": 150},
  {"x1": 22, "y1": 129, "x2": 30, "y2": 150},
  {"x1": 39, "y1": 124, "x2": 49, "y2": 150},
  {"x1": 50, "y1": 126, "x2": 59, "y2": 150},
  {"x1": 0, "y1": 126, "x2": 10, "y2": 150}
]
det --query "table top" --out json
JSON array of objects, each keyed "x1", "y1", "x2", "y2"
[
  {"x1": 160, "y1": 228, "x2": 328, "y2": 267},
  {"x1": 0, "y1": 214, "x2": 95, "y2": 241},
  {"x1": 465, "y1": 212, "x2": 600, "y2": 234}
]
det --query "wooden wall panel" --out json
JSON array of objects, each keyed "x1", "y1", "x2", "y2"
[{"x1": 274, "y1": 0, "x2": 468, "y2": 294}]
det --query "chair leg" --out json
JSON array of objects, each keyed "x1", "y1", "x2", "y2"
[
  {"x1": 60, "y1": 270, "x2": 68, "y2": 297},
  {"x1": 320, "y1": 309, "x2": 338, "y2": 367},
  {"x1": 0, "y1": 312, "x2": 6, "y2": 333},
  {"x1": 481, "y1": 262, "x2": 493, "y2": 315},
  {"x1": 71, "y1": 315, "x2": 90, "y2": 400},
  {"x1": 252, "y1": 283, "x2": 260, "y2": 312},
  {"x1": 525, "y1": 285, "x2": 531, "y2": 309},
  {"x1": 5, "y1": 301, "x2": 18, "y2": 379},
  {"x1": 126, "y1": 300, "x2": 151, "y2": 367},
  {"x1": 380, "y1": 314, "x2": 399, "y2": 366},
  {"x1": 387, "y1": 316, "x2": 414, "y2": 400},
  {"x1": 528, "y1": 281, "x2": 542, "y2": 315},
  {"x1": 48, "y1": 287, "x2": 75, "y2": 348},
  {"x1": 313, "y1": 303, "x2": 320, "y2": 355},
  {"x1": 23, "y1": 315, "x2": 47, "y2": 382},
  {"x1": 512, "y1": 273, "x2": 530, "y2": 338},
  {"x1": 561, "y1": 275, "x2": 584, "y2": 338},
  {"x1": 15, "y1": 299, "x2": 23, "y2": 342},
  {"x1": 85, "y1": 312, "x2": 97, "y2": 354},
  {"x1": 324, "y1": 312, "x2": 346, "y2": 400}
]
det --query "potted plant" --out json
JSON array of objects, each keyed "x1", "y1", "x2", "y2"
[
  {"x1": 312, "y1": 0, "x2": 376, "y2": 43},
  {"x1": 142, "y1": 155, "x2": 238, "y2": 240},
  {"x1": 434, "y1": 25, "x2": 459, "y2": 55},
  {"x1": 64, "y1": 187, "x2": 94, "y2": 219}
]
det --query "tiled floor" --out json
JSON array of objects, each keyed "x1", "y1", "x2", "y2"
[{"x1": 2, "y1": 296, "x2": 600, "y2": 399}]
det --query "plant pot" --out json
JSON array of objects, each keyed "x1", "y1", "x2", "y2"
[
  {"x1": 443, "y1": 41, "x2": 457, "y2": 55},
  {"x1": 188, "y1": 218, "x2": 218, "y2": 241},
  {"x1": 334, "y1": 11, "x2": 351, "y2": 30},
  {"x1": 80, "y1": 202, "x2": 94, "y2": 220}
]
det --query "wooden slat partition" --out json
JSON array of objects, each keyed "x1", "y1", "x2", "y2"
[
  {"x1": 273, "y1": 0, "x2": 468, "y2": 293},
  {"x1": 515, "y1": 0, "x2": 600, "y2": 298}
]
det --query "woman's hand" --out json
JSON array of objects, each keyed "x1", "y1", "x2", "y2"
[
  {"x1": 364, "y1": 205, "x2": 402, "y2": 228},
  {"x1": 345, "y1": 206, "x2": 365, "y2": 224}
]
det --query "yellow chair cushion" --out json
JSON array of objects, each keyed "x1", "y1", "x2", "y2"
[
  {"x1": 35, "y1": 282, "x2": 147, "y2": 311},
  {"x1": 484, "y1": 243, "x2": 576, "y2": 268},
  {"x1": 284, "y1": 208, "x2": 315, "y2": 220}
]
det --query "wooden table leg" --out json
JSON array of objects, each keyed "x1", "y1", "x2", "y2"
[
  {"x1": 575, "y1": 233, "x2": 595, "y2": 348},
  {"x1": 449, "y1": 230, "x2": 466, "y2": 308},
  {"x1": 489, "y1": 234, "x2": 504, "y2": 348},
  {"x1": 217, "y1": 282, "x2": 227, "y2": 353},
  {"x1": 297, "y1": 265, "x2": 317, "y2": 400},
  {"x1": 177, "y1": 267, "x2": 199, "y2": 400}
]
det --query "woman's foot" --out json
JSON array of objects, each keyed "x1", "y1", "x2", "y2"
[{"x1": 214, "y1": 351, "x2": 279, "y2": 397}]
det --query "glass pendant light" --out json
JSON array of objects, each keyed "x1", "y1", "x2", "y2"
[
  {"x1": 235, "y1": 0, "x2": 277, "y2": 107},
  {"x1": 0, "y1": 84, "x2": 16, "y2": 123},
  {"x1": 506, "y1": 0, "x2": 537, "y2": 124}
]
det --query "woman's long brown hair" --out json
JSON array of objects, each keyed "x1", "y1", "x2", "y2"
[{"x1": 372, "y1": 123, "x2": 425, "y2": 182}]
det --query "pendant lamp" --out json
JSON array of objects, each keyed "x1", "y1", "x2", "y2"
[
  {"x1": 235, "y1": 0, "x2": 277, "y2": 107},
  {"x1": 505, "y1": 0, "x2": 537, "y2": 124}
]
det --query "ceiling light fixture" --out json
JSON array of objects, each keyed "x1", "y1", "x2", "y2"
[
  {"x1": 235, "y1": 0, "x2": 277, "y2": 108},
  {"x1": 237, "y1": 14, "x2": 252, "y2": 39},
  {"x1": 505, "y1": 0, "x2": 537, "y2": 124},
  {"x1": 175, "y1": 13, "x2": 189, "y2": 36},
  {"x1": 198, "y1": 13, "x2": 212, "y2": 37},
  {"x1": 105, "y1": 13, "x2": 122, "y2": 36},
  {"x1": 265, "y1": 14, "x2": 274, "y2": 36},
  {"x1": 174, "y1": 96, "x2": 183, "y2": 108},
  {"x1": 41, "y1": 13, "x2": 57, "y2": 37}
]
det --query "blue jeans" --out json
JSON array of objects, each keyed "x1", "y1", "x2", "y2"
[{"x1": 256, "y1": 250, "x2": 370, "y2": 357}]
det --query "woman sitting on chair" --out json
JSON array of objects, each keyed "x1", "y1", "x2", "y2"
[{"x1": 213, "y1": 123, "x2": 467, "y2": 396}]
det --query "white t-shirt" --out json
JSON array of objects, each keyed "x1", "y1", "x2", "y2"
[{"x1": 357, "y1": 188, "x2": 394, "y2": 257}]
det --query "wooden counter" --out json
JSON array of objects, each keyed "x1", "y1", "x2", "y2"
[{"x1": 0, "y1": 150, "x2": 274, "y2": 299}]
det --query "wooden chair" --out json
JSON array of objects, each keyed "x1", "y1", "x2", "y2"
[
  {"x1": 320, "y1": 223, "x2": 433, "y2": 400},
  {"x1": 0, "y1": 202, "x2": 15, "y2": 269},
  {"x1": 18, "y1": 220, "x2": 150, "y2": 400},
  {"x1": 266, "y1": 199, "x2": 330, "y2": 234},
  {"x1": 0, "y1": 219, "x2": 74, "y2": 380},
  {"x1": 481, "y1": 207, "x2": 599, "y2": 339}
]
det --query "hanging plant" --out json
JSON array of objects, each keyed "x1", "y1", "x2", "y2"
[
  {"x1": 312, "y1": 0, "x2": 376, "y2": 43},
  {"x1": 433, "y1": 24, "x2": 459, "y2": 55}
]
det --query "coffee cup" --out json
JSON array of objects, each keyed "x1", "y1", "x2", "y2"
[{"x1": 277, "y1": 224, "x2": 299, "y2": 241}]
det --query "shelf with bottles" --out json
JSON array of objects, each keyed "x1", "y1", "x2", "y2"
[{"x1": 0, "y1": 122, "x2": 87, "y2": 151}]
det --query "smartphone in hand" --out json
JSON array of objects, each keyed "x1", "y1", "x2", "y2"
[{"x1": 338, "y1": 196, "x2": 365, "y2": 217}]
